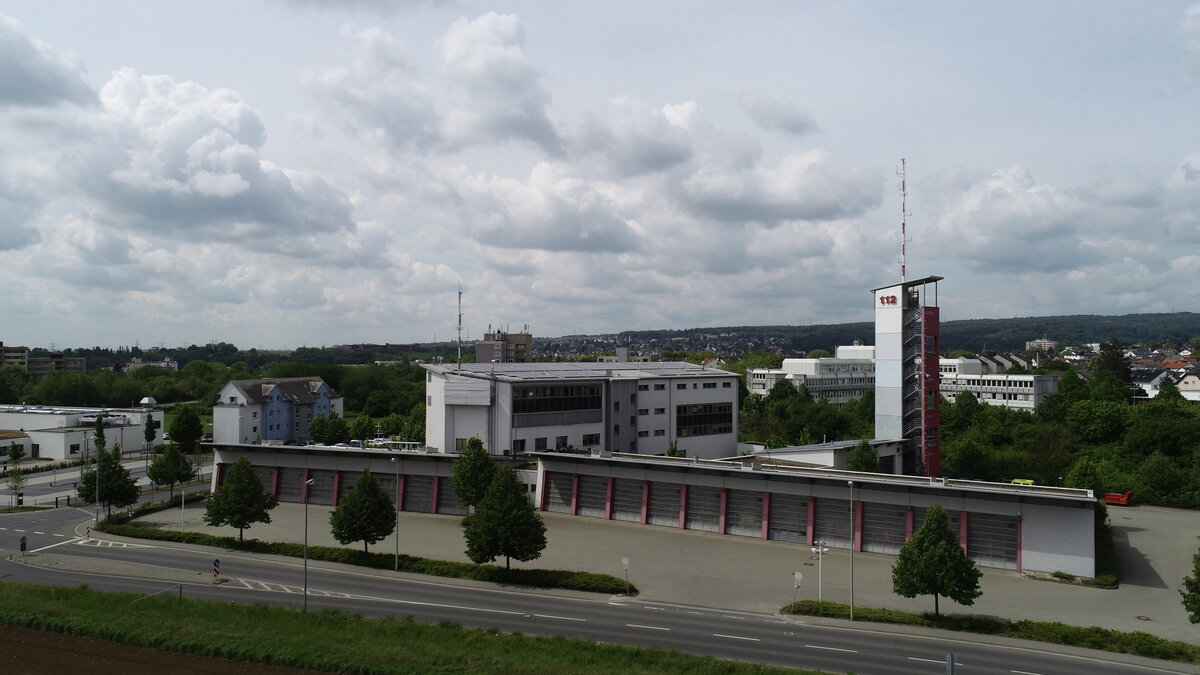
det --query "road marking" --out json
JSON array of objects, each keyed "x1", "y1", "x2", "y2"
[
  {"x1": 1011, "y1": 671, "x2": 1042, "y2": 675},
  {"x1": 52, "y1": 534, "x2": 64, "y2": 537},
  {"x1": 13, "y1": 529, "x2": 24, "y2": 532},
  {"x1": 805, "y1": 644, "x2": 857, "y2": 653},
  {"x1": 399, "y1": 599, "x2": 525, "y2": 616},
  {"x1": 34, "y1": 531, "x2": 45, "y2": 535},
  {"x1": 685, "y1": 611, "x2": 704, "y2": 615},
  {"x1": 713, "y1": 633, "x2": 759, "y2": 642},
  {"x1": 29, "y1": 537, "x2": 82, "y2": 553},
  {"x1": 534, "y1": 614, "x2": 586, "y2": 622},
  {"x1": 626, "y1": 624, "x2": 670, "y2": 631},
  {"x1": 644, "y1": 605, "x2": 666, "y2": 611},
  {"x1": 910, "y1": 657, "x2": 962, "y2": 664},
  {"x1": 721, "y1": 614, "x2": 745, "y2": 620}
]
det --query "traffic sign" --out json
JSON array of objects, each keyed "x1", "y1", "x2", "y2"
[
  {"x1": 213, "y1": 559, "x2": 220, "y2": 577},
  {"x1": 793, "y1": 571, "x2": 803, "y2": 588}
]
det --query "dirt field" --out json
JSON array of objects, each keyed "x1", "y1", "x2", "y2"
[{"x1": 0, "y1": 625, "x2": 323, "y2": 674}]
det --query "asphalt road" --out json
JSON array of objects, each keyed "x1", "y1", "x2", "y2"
[
  {"x1": 0, "y1": 456, "x2": 212, "y2": 511},
  {"x1": 1, "y1": 509, "x2": 1191, "y2": 675}
]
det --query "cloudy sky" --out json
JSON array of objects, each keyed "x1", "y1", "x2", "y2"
[{"x1": 2, "y1": 2, "x2": 1198, "y2": 350}]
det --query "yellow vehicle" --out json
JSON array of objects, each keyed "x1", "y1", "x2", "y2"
[{"x1": 1010, "y1": 478, "x2": 1034, "y2": 486}]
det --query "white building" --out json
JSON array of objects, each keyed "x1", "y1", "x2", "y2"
[
  {"x1": 423, "y1": 362, "x2": 740, "y2": 459},
  {"x1": 213, "y1": 377, "x2": 343, "y2": 445},
  {"x1": 0, "y1": 404, "x2": 164, "y2": 461},
  {"x1": 746, "y1": 345, "x2": 875, "y2": 406},
  {"x1": 939, "y1": 359, "x2": 1058, "y2": 411}
]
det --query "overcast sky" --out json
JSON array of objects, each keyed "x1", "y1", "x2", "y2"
[{"x1": 2, "y1": 2, "x2": 1198, "y2": 350}]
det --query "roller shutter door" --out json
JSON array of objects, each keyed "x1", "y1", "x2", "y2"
[
  {"x1": 768, "y1": 493, "x2": 808, "y2": 543},
  {"x1": 646, "y1": 482, "x2": 680, "y2": 527},
  {"x1": 437, "y1": 477, "x2": 467, "y2": 515},
  {"x1": 403, "y1": 475, "x2": 433, "y2": 513},
  {"x1": 376, "y1": 474, "x2": 399, "y2": 509},
  {"x1": 814, "y1": 498, "x2": 851, "y2": 548},
  {"x1": 967, "y1": 512, "x2": 1018, "y2": 569},
  {"x1": 611, "y1": 479, "x2": 643, "y2": 522},
  {"x1": 543, "y1": 472, "x2": 573, "y2": 513},
  {"x1": 306, "y1": 469, "x2": 335, "y2": 505},
  {"x1": 576, "y1": 475, "x2": 606, "y2": 518},
  {"x1": 277, "y1": 467, "x2": 304, "y2": 502},
  {"x1": 913, "y1": 506, "x2": 960, "y2": 536},
  {"x1": 252, "y1": 466, "x2": 275, "y2": 494},
  {"x1": 861, "y1": 503, "x2": 906, "y2": 554},
  {"x1": 338, "y1": 471, "x2": 361, "y2": 501},
  {"x1": 685, "y1": 485, "x2": 721, "y2": 532},
  {"x1": 725, "y1": 489, "x2": 762, "y2": 538}
]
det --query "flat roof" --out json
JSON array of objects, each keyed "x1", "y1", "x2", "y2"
[
  {"x1": 870, "y1": 275, "x2": 944, "y2": 293},
  {"x1": 421, "y1": 361, "x2": 737, "y2": 382}
]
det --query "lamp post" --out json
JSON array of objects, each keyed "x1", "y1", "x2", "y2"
[
  {"x1": 810, "y1": 541, "x2": 829, "y2": 602},
  {"x1": 390, "y1": 457, "x2": 400, "y2": 572},
  {"x1": 93, "y1": 435, "x2": 101, "y2": 527},
  {"x1": 621, "y1": 557, "x2": 630, "y2": 595},
  {"x1": 303, "y1": 477, "x2": 315, "y2": 612},
  {"x1": 847, "y1": 480, "x2": 855, "y2": 622}
]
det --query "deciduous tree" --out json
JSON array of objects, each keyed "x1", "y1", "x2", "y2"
[
  {"x1": 1182, "y1": 546, "x2": 1200, "y2": 624},
  {"x1": 462, "y1": 466, "x2": 547, "y2": 570},
  {"x1": 844, "y1": 440, "x2": 878, "y2": 472},
  {"x1": 170, "y1": 407, "x2": 204, "y2": 455},
  {"x1": 77, "y1": 444, "x2": 139, "y2": 517},
  {"x1": 7, "y1": 442, "x2": 24, "y2": 464},
  {"x1": 349, "y1": 413, "x2": 375, "y2": 441},
  {"x1": 450, "y1": 437, "x2": 495, "y2": 511},
  {"x1": 891, "y1": 503, "x2": 982, "y2": 616},
  {"x1": 147, "y1": 444, "x2": 195, "y2": 500},
  {"x1": 204, "y1": 456, "x2": 278, "y2": 541},
  {"x1": 329, "y1": 470, "x2": 396, "y2": 552}
]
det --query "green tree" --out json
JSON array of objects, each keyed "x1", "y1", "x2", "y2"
[
  {"x1": 325, "y1": 411, "x2": 351, "y2": 444},
  {"x1": 806, "y1": 349, "x2": 833, "y2": 358},
  {"x1": 844, "y1": 440, "x2": 878, "y2": 472},
  {"x1": 891, "y1": 503, "x2": 982, "y2": 616},
  {"x1": 451, "y1": 437, "x2": 496, "y2": 511},
  {"x1": 6, "y1": 466, "x2": 27, "y2": 501},
  {"x1": 349, "y1": 413, "x2": 375, "y2": 441},
  {"x1": 378, "y1": 412, "x2": 406, "y2": 437},
  {"x1": 147, "y1": 444, "x2": 195, "y2": 501},
  {"x1": 307, "y1": 413, "x2": 330, "y2": 444},
  {"x1": 1091, "y1": 339, "x2": 1131, "y2": 383},
  {"x1": 7, "y1": 442, "x2": 24, "y2": 464},
  {"x1": 1183, "y1": 546, "x2": 1200, "y2": 624},
  {"x1": 170, "y1": 407, "x2": 204, "y2": 455},
  {"x1": 93, "y1": 415, "x2": 107, "y2": 455},
  {"x1": 667, "y1": 439, "x2": 683, "y2": 456},
  {"x1": 143, "y1": 414, "x2": 159, "y2": 448},
  {"x1": 204, "y1": 456, "x2": 278, "y2": 541},
  {"x1": 463, "y1": 466, "x2": 547, "y2": 570},
  {"x1": 77, "y1": 444, "x2": 140, "y2": 517},
  {"x1": 329, "y1": 470, "x2": 397, "y2": 552}
]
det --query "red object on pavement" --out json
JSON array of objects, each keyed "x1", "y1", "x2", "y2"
[{"x1": 1103, "y1": 489, "x2": 1132, "y2": 506}]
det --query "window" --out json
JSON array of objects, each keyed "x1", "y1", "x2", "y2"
[
  {"x1": 582, "y1": 433, "x2": 600, "y2": 446},
  {"x1": 703, "y1": 382, "x2": 717, "y2": 389},
  {"x1": 637, "y1": 384, "x2": 649, "y2": 391},
  {"x1": 722, "y1": 382, "x2": 732, "y2": 388},
  {"x1": 654, "y1": 407, "x2": 665, "y2": 414},
  {"x1": 69, "y1": 443, "x2": 80, "y2": 455},
  {"x1": 637, "y1": 430, "x2": 649, "y2": 437},
  {"x1": 630, "y1": 393, "x2": 636, "y2": 402},
  {"x1": 654, "y1": 429, "x2": 665, "y2": 436},
  {"x1": 512, "y1": 439, "x2": 526, "y2": 453},
  {"x1": 613, "y1": 425, "x2": 620, "y2": 435},
  {"x1": 427, "y1": 396, "x2": 432, "y2": 406},
  {"x1": 556, "y1": 436, "x2": 568, "y2": 450},
  {"x1": 676, "y1": 402, "x2": 733, "y2": 437},
  {"x1": 252, "y1": 426, "x2": 257, "y2": 433},
  {"x1": 637, "y1": 408, "x2": 648, "y2": 415},
  {"x1": 535, "y1": 437, "x2": 548, "y2": 450},
  {"x1": 677, "y1": 383, "x2": 687, "y2": 390},
  {"x1": 252, "y1": 411, "x2": 258, "y2": 418},
  {"x1": 513, "y1": 384, "x2": 602, "y2": 414},
  {"x1": 654, "y1": 384, "x2": 665, "y2": 391},
  {"x1": 614, "y1": 401, "x2": 620, "y2": 411}
]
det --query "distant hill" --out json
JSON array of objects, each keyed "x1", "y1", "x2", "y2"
[{"x1": 614, "y1": 312, "x2": 1200, "y2": 354}]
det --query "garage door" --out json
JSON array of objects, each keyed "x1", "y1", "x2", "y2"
[
  {"x1": 685, "y1": 485, "x2": 721, "y2": 532},
  {"x1": 543, "y1": 472, "x2": 573, "y2": 513},
  {"x1": 725, "y1": 489, "x2": 762, "y2": 538},
  {"x1": 646, "y1": 482, "x2": 680, "y2": 527},
  {"x1": 437, "y1": 477, "x2": 467, "y2": 515},
  {"x1": 277, "y1": 467, "x2": 304, "y2": 502},
  {"x1": 577, "y1": 475, "x2": 606, "y2": 518},
  {"x1": 376, "y1": 474, "x2": 399, "y2": 509},
  {"x1": 913, "y1": 505, "x2": 960, "y2": 537},
  {"x1": 306, "y1": 469, "x2": 335, "y2": 505},
  {"x1": 338, "y1": 470, "x2": 361, "y2": 502},
  {"x1": 813, "y1": 497, "x2": 851, "y2": 548},
  {"x1": 402, "y1": 475, "x2": 433, "y2": 513},
  {"x1": 611, "y1": 478, "x2": 643, "y2": 522},
  {"x1": 967, "y1": 512, "x2": 1018, "y2": 569},
  {"x1": 768, "y1": 493, "x2": 808, "y2": 543},
  {"x1": 861, "y1": 503, "x2": 906, "y2": 554},
  {"x1": 252, "y1": 466, "x2": 275, "y2": 494}
]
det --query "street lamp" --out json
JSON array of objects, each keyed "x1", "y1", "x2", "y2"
[
  {"x1": 621, "y1": 557, "x2": 630, "y2": 595},
  {"x1": 810, "y1": 541, "x2": 830, "y2": 602},
  {"x1": 848, "y1": 480, "x2": 855, "y2": 622},
  {"x1": 303, "y1": 477, "x2": 315, "y2": 612},
  {"x1": 92, "y1": 434, "x2": 101, "y2": 527},
  {"x1": 390, "y1": 457, "x2": 400, "y2": 572}
]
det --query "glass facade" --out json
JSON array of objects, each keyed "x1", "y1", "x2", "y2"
[
  {"x1": 513, "y1": 384, "x2": 602, "y2": 414},
  {"x1": 676, "y1": 402, "x2": 733, "y2": 437}
]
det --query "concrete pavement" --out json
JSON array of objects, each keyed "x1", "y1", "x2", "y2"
[{"x1": 130, "y1": 500, "x2": 1200, "y2": 645}]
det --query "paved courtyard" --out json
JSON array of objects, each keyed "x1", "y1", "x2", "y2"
[{"x1": 136, "y1": 501, "x2": 1200, "y2": 644}]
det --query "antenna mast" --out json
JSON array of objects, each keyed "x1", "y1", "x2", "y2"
[
  {"x1": 456, "y1": 283, "x2": 463, "y2": 372},
  {"x1": 898, "y1": 158, "x2": 910, "y2": 282}
]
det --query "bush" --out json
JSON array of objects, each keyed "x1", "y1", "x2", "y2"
[
  {"x1": 94, "y1": 522, "x2": 635, "y2": 596},
  {"x1": 1051, "y1": 571, "x2": 1076, "y2": 581}
]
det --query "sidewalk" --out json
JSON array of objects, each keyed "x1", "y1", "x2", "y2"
[{"x1": 132, "y1": 501, "x2": 1200, "y2": 645}]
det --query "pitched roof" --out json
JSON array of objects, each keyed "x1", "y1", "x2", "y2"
[{"x1": 227, "y1": 377, "x2": 336, "y2": 405}]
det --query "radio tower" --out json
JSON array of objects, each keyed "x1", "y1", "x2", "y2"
[
  {"x1": 898, "y1": 158, "x2": 911, "y2": 282},
  {"x1": 456, "y1": 283, "x2": 463, "y2": 372}
]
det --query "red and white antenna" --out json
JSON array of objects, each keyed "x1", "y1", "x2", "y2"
[{"x1": 898, "y1": 158, "x2": 911, "y2": 282}]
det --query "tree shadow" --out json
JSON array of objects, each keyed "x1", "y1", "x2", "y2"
[{"x1": 1111, "y1": 524, "x2": 1168, "y2": 589}]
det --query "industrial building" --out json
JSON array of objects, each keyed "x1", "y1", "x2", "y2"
[
  {"x1": 745, "y1": 344, "x2": 875, "y2": 406},
  {"x1": 0, "y1": 403, "x2": 164, "y2": 461},
  {"x1": 422, "y1": 361, "x2": 739, "y2": 459}
]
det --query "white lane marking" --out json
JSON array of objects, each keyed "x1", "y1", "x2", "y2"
[
  {"x1": 686, "y1": 611, "x2": 704, "y2": 615},
  {"x1": 1011, "y1": 671, "x2": 1042, "y2": 675},
  {"x1": 644, "y1": 606, "x2": 666, "y2": 611},
  {"x1": 399, "y1": 599, "x2": 525, "y2": 616},
  {"x1": 239, "y1": 579, "x2": 254, "y2": 589},
  {"x1": 29, "y1": 537, "x2": 83, "y2": 553},
  {"x1": 534, "y1": 614, "x2": 586, "y2": 622},
  {"x1": 13, "y1": 529, "x2": 25, "y2": 532},
  {"x1": 910, "y1": 657, "x2": 962, "y2": 664},
  {"x1": 713, "y1": 633, "x2": 759, "y2": 642},
  {"x1": 805, "y1": 644, "x2": 857, "y2": 653},
  {"x1": 52, "y1": 534, "x2": 64, "y2": 537},
  {"x1": 34, "y1": 531, "x2": 45, "y2": 535},
  {"x1": 627, "y1": 624, "x2": 670, "y2": 631},
  {"x1": 722, "y1": 614, "x2": 745, "y2": 620},
  {"x1": 0, "y1": 527, "x2": 7, "y2": 530}
]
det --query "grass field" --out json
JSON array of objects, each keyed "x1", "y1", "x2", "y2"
[{"x1": 0, "y1": 581, "x2": 803, "y2": 674}]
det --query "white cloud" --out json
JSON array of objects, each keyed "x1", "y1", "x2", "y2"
[
  {"x1": 566, "y1": 96, "x2": 693, "y2": 176},
  {"x1": 0, "y1": 15, "x2": 93, "y2": 107},
  {"x1": 740, "y1": 93, "x2": 818, "y2": 136}
]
